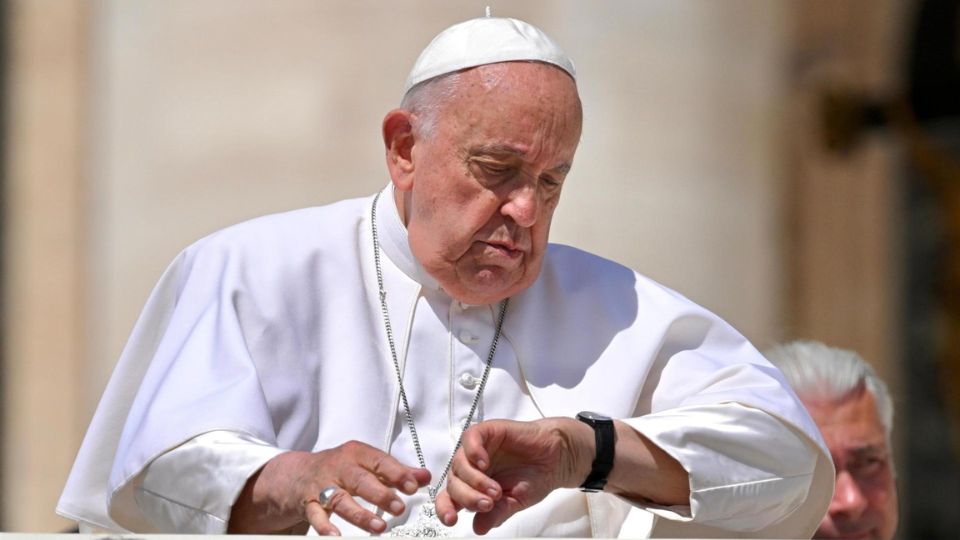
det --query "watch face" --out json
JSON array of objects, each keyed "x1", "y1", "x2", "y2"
[{"x1": 578, "y1": 411, "x2": 611, "y2": 422}]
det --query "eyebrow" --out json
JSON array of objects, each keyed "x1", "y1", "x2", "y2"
[
  {"x1": 849, "y1": 444, "x2": 887, "y2": 459},
  {"x1": 471, "y1": 143, "x2": 526, "y2": 157},
  {"x1": 469, "y1": 144, "x2": 572, "y2": 174}
]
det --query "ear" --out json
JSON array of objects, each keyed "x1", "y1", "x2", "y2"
[{"x1": 383, "y1": 109, "x2": 416, "y2": 191}]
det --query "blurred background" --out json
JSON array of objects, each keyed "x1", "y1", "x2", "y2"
[{"x1": 1, "y1": 1, "x2": 957, "y2": 537}]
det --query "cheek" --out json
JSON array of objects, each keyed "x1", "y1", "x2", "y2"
[
  {"x1": 416, "y1": 199, "x2": 436, "y2": 221},
  {"x1": 853, "y1": 471, "x2": 897, "y2": 525},
  {"x1": 414, "y1": 190, "x2": 473, "y2": 243},
  {"x1": 424, "y1": 204, "x2": 485, "y2": 258},
  {"x1": 542, "y1": 189, "x2": 562, "y2": 218},
  {"x1": 865, "y1": 474, "x2": 897, "y2": 506}
]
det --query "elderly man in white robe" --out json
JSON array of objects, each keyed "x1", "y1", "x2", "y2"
[{"x1": 58, "y1": 14, "x2": 833, "y2": 538}]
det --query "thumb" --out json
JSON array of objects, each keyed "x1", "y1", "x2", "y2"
[{"x1": 461, "y1": 424, "x2": 495, "y2": 471}]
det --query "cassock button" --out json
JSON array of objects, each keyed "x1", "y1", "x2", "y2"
[
  {"x1": 458, "y1": 372, "x2": 478, "y2": 389},
  {"x1": 459, "y1": 331, "x2": 479, "y2": 344}
]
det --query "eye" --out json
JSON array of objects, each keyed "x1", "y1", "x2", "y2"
[
  {"x1": 468, "y1": 158, "x2": 517, "y2": 184},
  {"x1": 851, "y1": 455, "x2": 887, "y2": 477},
  {"x1": 481, "y1": 163, "x2": 511, "y2": 175},
  {"x1": 540, "y1": 174, "x2": 562, "y2": 188}
]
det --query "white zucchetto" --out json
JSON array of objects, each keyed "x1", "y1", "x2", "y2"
[{"x1": 403, "y1": 15, "x2": 576, "y2": 95}]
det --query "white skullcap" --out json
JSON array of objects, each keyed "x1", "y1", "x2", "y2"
[{"x1": 403, "y1": 15, "x2": 576, "y2": 95}]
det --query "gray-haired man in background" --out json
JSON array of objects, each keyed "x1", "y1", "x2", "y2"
[{"x1": 766, "y1": 340, "x2": 899, "y2": 540}]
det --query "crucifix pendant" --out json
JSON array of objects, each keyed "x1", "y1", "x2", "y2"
[{"x1": 387, "y1": 502, "x2": 452, "y2": 537}]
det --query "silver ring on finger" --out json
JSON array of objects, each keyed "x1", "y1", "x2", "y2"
[{"x1": 318, "y1": 486, "x2": 339, "y2": 510}]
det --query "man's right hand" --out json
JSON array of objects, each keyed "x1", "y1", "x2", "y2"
[{"x1": 227, "y1": 441, "x2": 431, "y2": 536}]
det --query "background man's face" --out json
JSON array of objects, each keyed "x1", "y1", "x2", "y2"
[
  {"x1": 401, "y1": 62, "x2": 582, "y2": 305},
  {"x1": 803, "y1": 388, "x2": 898, "y2": 540}
]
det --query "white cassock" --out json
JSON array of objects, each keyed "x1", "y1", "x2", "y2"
[{"x1": 57, "y1": 184, "x2": 832, "y2": 538}]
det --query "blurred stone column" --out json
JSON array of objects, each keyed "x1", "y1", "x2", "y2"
[
  {"x1": 784, "y1": 1, "x2": 908, "y2": 407},
  {"x1": 2, "y1": 0, "x2": 88, "y2": 531},
  {"x1": 783, "y1": 0, "x2": 910, "y2": 522}
]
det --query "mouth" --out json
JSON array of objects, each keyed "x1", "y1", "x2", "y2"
[{"x1": 480, "y1": 240, "x2": 524, "y2": 259}]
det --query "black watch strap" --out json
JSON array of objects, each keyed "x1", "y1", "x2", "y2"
[{"x1": 576, "y1": 411, "x2": 615, "y2": 492}]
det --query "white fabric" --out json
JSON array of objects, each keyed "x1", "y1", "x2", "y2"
[
  {"x1": 403, "y1": 16, "x2": 575, "y2": 95},
  {"x1": 134, "y1": 431, "x2": 284, "y2": 533},
  {"x1": 58, "y1": 184, "x2": 832, "y2": 537}
]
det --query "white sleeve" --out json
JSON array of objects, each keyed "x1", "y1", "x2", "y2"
[
  {"x1": 132, "y1": 430, "x2": 286, "y2": 533},
  {"x1": 619, "y1": 402, "x2": 833, "y2": 538}
]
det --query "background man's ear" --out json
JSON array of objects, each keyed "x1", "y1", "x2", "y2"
[{"x1": 383, "y1": 109, "x2": 416, "y2": 190}]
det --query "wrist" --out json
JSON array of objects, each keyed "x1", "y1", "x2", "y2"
[
  {"x1": 540, "y1": 417, "x2": 595, "y2": 489},
  {"x1": 575, "y1": 412, "x2": 615, "y2": 492},
  {"x1": 229, "y1": 451, "x2": 308, "y2": 533}
]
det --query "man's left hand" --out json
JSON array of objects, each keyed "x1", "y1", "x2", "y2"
[{"x1": 434, "y1": 418, "x2": 593, "y2": 535}]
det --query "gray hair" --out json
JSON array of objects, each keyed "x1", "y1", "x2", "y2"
[
  {"x1": 765, "y1": 340, "x2": 894, "y2": 440},
  {"x1": 399, "y1": 71, "x2": 464, "y2": 141}
]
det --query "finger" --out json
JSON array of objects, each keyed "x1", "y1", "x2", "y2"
[
  {"x1": 348, "y1": 469, "x2": 407, "y2": 517},
  {"x1": 445, "y1": 472, "x2": 495, "y2": 514},
  {"x1": 434, "y1": 488, "x2": 465, "y2": 526},
  {"x1": 325, "y1": 487, "x2": 389, "y2": 534},
  {"x1": 411, "y1": 467, "x2": 432, "y2": 488},
  {"x1": 356, "y1": 445, "x2": 427, "y2": 494},
  {"x1": 304, "y1": 500, "x2": 340, "y2": 536},
  {"x1": 450, "y1": 452, "x2": 501, "y2": 501},
  {"x1": 473, "y1": 496, "x2": 525, "y2": 536},
  {"x1": 459, "y1": 426, "x2": 493, "y2": 471}
]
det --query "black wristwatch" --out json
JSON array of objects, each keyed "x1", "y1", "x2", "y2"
[{"x1": 576, "y1": 411, "x2": 615, "y2": 492}]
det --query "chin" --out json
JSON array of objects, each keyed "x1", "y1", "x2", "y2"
[
  {"x1": 457, "y1": 278, "x2": 527, "y2": 305},
  {"x1": 457, "y1": 283, "x2": 516, "y2": 305},
  {"x1": 441, "y1": 256, "x2": 544, "y2": 304}
]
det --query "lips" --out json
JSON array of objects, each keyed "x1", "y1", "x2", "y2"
[{"x1": 479, "y1": 240, "x2": 524, "y2": 259}]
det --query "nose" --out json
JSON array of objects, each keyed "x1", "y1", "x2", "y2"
[
  {"x1": 501, "y1": 183, "x2": 540, "y2": 228},
  {"x1": 830, "y1": 470, "x2": 869, "y2": 520}
]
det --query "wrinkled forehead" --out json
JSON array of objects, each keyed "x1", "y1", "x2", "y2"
[
  {"x1": 449, "y1": 62, "x2": 581, "y2": 116},
  {"x1": 803, "y1": 389, "x2": 887, "y2": 443},
  {"x1": 440, "y1": 63, "x2": 583, "y2": 150}
]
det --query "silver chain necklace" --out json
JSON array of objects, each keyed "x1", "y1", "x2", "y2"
[{"x1": 371, "y1": 191, "x2": 509, "y2": 537}]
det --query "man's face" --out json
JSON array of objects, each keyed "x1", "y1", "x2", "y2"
[
  {"x1": 803, "y1": 388, "x2": 898, "y2": 540},
  {"x1": 395, "y1": 62, "x2": 582, "y2": 305}
]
